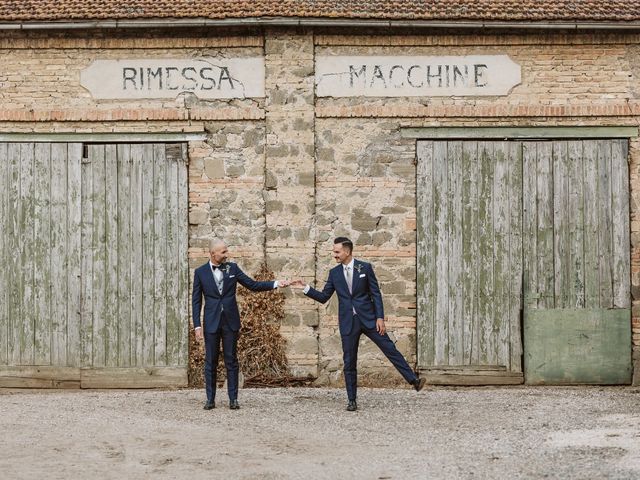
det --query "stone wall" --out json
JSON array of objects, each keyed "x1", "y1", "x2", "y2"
[
  {"x1": 264, "y1": 30, "x2": 318, "y2": 376},
  {"x1": 314, "y1": 118, "x2": 418, "y2": 385},
  {"x1": 0, "y1": 28, "x2": 639, "y2": 385}
]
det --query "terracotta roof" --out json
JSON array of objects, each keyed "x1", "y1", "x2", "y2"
[{"x1": 0, "y1": 1, "x2": 638, "y2": 23}]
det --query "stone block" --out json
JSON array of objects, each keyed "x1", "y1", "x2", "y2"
[
  {"x1": 226, "y1": 165, "x2": 245, "y2": 177},
  {"x1": 351, "y1": 209, "x2": 380, "y2": 232},
  {"x1": 302, "y1": 310, "x2": 319, "y2": 327},
  {"x1": 396, "y1": 195, "x2": 416, "y2": 207},
  {"x1": 383, "y1": 281, "x2": 408, "y2": 295},
  {"x1": 320, "y1": 334, "x2": 343, "y2": 357},
  {"x1": 294, "y1": 229, "x2": 310, "y2": 241},
  {"x1": 356, "y1": 232, "x2": 373, "y2": 245},
  {"x1": 317, "y1": 147, "x2": 334, "y2": 163},
  {"x1": 390, "y1": 163, "x2": 416, "y2": 177},
  {"x1": 318, "y1": 231, "x2": 331, "y2": 242},
  {"x1": 398, "y1": 231, "x2": 416, "y2": 247},
  {"x1": 189, "y1": 207, "x2": 209, "y2": 225},
  {"x1": 204, "y1": 157, "x2": 225, "y2": 179},
  {"x1": 265, "y1": 200, "x2": 284, "y2": 214},
  {"x1": 266, "y1": 145, "x2": 289, "y2": 157},
  {"x1": 189, "y1": 156, "x2": 204, "y2": 175},
  {"x1": 298, "y1": 171, "x2": 315, "y2": 187},
  {"x1": 282, "y1": 312, "x2": 301, "y2": 327},
  {"x1": 372, "y1": 231, "x2": 392, "y2": 246},
  {"x1": 242, "y1": 129, "x2": 263, "y2": 148},
  {"x1": 381, "y1": 205, "x2": 408, "y2": 214},
  {"x1": 209, "y1": 133, "x2": 228, "y2": 148},
  {"x1": 291, "y1": 336, "x2": 319, "y2": 356},
  {"x1": 265, "y1": 170, "x2": 278, "y2": 189}
]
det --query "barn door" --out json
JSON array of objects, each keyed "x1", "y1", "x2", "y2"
[
  {"x1": 0, "y1": 143, "x2": 83, "y2": 367},
  {"x1": 0, "y1": 142, "x2": 189, "y2": 387},
  {"x1": 81, "y1": 143, "x2": 189, "y2": 369},
  {"x1": 417, "y1": 138, "x2": 632, "y2": 385},
  {"x1": 417, "y1": 140, "x2": 524, "y2": 384},
  {"x1": 522, "y1": 140, "x2": 631, "y2": 384}
]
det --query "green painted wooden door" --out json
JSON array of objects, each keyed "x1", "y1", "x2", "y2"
[
  {"x1": 521, "y1": 140, "x2": 631, "y2": 384},
  {"x1": 417, "y1": 139, "x2": 630, "y2": 379},
  {"x1": 0, "y1": 143, "x2": 189, "y2": 370},
  {"x1": 521, "y1": 140, "x2": 629, "y2": 311},
  {"x1": 417, "y1": 141, "x2": 523, "y2": 373}
]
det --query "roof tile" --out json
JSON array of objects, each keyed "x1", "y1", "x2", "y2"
[{"x1": 0, "y1": 0, "x2": 638, "y2": 23}]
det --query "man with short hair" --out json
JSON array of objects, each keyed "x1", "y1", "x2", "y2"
[
  {"x1": 293, "y1": 237, "x2": 425, "y2": 411},
  {"x1": 192, "y1": 239, "x2": 289, "y2": 410}
]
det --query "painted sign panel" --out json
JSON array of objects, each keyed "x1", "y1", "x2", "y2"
[
  {"x1": 80, "y1": 58, "x2": 265, "y2": 99},
  {"x1": 316, "y1": 55, "x2": 521, "y2": 97}
]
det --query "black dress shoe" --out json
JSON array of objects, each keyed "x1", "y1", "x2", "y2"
[
  {"x1": 229, "y1": 399, "x2": 240, "y2": 410},
  {"x1": 346, "y1": 400, "x2": 357, "y2": 411},
  {"x1": 413, "y1": 378, "x2": 426, "y2": 392},
  {"x1": 203, "y1": 401, "x2": 215, "y2": 410}
]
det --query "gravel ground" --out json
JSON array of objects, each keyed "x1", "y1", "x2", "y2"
[{"x1": 1, "y1": 385, "x2": 639, "y2": 480}]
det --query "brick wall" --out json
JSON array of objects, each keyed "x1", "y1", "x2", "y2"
[{"x1": 1, "y1": 28, "x2": 639, "y2": 385}]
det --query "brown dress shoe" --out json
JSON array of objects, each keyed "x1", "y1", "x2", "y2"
[{"x1": 413, "y1": 378, "x2": 426, "y2": 392}]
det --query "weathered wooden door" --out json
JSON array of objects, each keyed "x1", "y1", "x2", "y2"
[
  {"x1": 521, "y1": 140, "x2": 631, "y2": 384},
  {"x1": 417, "y1": 139, "x2": 631, "y2": 385},
  {"x1": 0, "y1": 142, "x2": 189, "y2": 387},
  {"x1": 417, "y1": 140, "x2": 523, "y2": 384}
]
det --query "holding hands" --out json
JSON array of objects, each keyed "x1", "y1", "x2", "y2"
[{"x1": 276, "y1": 279, "x2": 306, "y2": 289}]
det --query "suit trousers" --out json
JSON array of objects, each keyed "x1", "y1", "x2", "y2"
[
  {"x1": 341, "y1": 314, "x2": 418, "y2": 401},
  {"x1": 204, "y1": 313, "x2": 240, "y2": 402}
]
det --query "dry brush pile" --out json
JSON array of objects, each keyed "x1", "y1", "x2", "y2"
[{"x1": 188, "y1": 264, "x2": 310, "y2": 388}]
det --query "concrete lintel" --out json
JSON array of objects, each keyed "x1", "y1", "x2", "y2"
[
  {"x1": 401, "y1": 126, "x2": 639, "y2": 139},
  {"x1": 0, "y1": 132, "x2": 207, "y2": 143}
]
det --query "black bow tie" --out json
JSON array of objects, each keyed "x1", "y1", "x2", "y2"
[{"x1": 212, "y1": 264, "x2": 222, "y2": 270}]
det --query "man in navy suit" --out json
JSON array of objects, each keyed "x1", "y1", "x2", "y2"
[
  {"x1": 192, "y1": 239, "x2": 288, "y2": 410},
  {"x1": 293, "y1": 237, "x2": 425, "y2": 411}
]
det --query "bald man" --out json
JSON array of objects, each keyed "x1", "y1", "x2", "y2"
[{"x1": 192, "y1": 239, "x2": 289, "y2": 410}]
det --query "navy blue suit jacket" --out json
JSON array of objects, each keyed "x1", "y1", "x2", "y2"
[
  {"x1": 305, "y1": 260, "x2": 384, "y2": 336},
  {"x1": 192, "y1": 262, "x2": 275, "y2": 333}
]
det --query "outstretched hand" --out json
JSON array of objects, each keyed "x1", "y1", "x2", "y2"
[
  {"x1": 277, "y1": 280, "x2": 291, "y2": 288},
  {"x1": 289, "y1": 279, "x2": 306, "y2": 289}
]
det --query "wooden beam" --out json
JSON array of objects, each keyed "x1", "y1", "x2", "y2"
[
  {"x1": 419, "y1": 369, "x2": 524, "y2": 386},
  {"x1": 0, "y1": 366, "x2": 81, "y2": 388},
  {"x1": 80, "y1": 367, "x2": 188, "y2": 389},
  {"x1": 422, "y1": 365, "x2": 507, "y2": 372}
]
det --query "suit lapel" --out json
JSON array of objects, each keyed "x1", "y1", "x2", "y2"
[
  {"x1": 351, "y1": 260, "x2": 361, "y2": 293},
  {"x1": 220, "y1": 263, "x2": 231, "y2": 296},
  {"x1": 334, "y1": 265, "x2": 349, "y2": 295}
]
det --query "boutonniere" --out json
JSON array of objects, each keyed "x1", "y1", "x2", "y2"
[
  {"x1": 354, "y1": 263, "x2": 363, "y2": 274},
  {"x1": 223, "y1": 264, "x2": 231, "y2": 275}
]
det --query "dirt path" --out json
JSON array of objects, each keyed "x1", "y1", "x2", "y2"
[{"x1": 1, "y1": 386, "x2": 639, "y2": 479}]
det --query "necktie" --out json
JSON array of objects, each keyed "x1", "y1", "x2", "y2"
[{"x1": 345, "y1": 266, "x2": 353, "y2": 294}]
